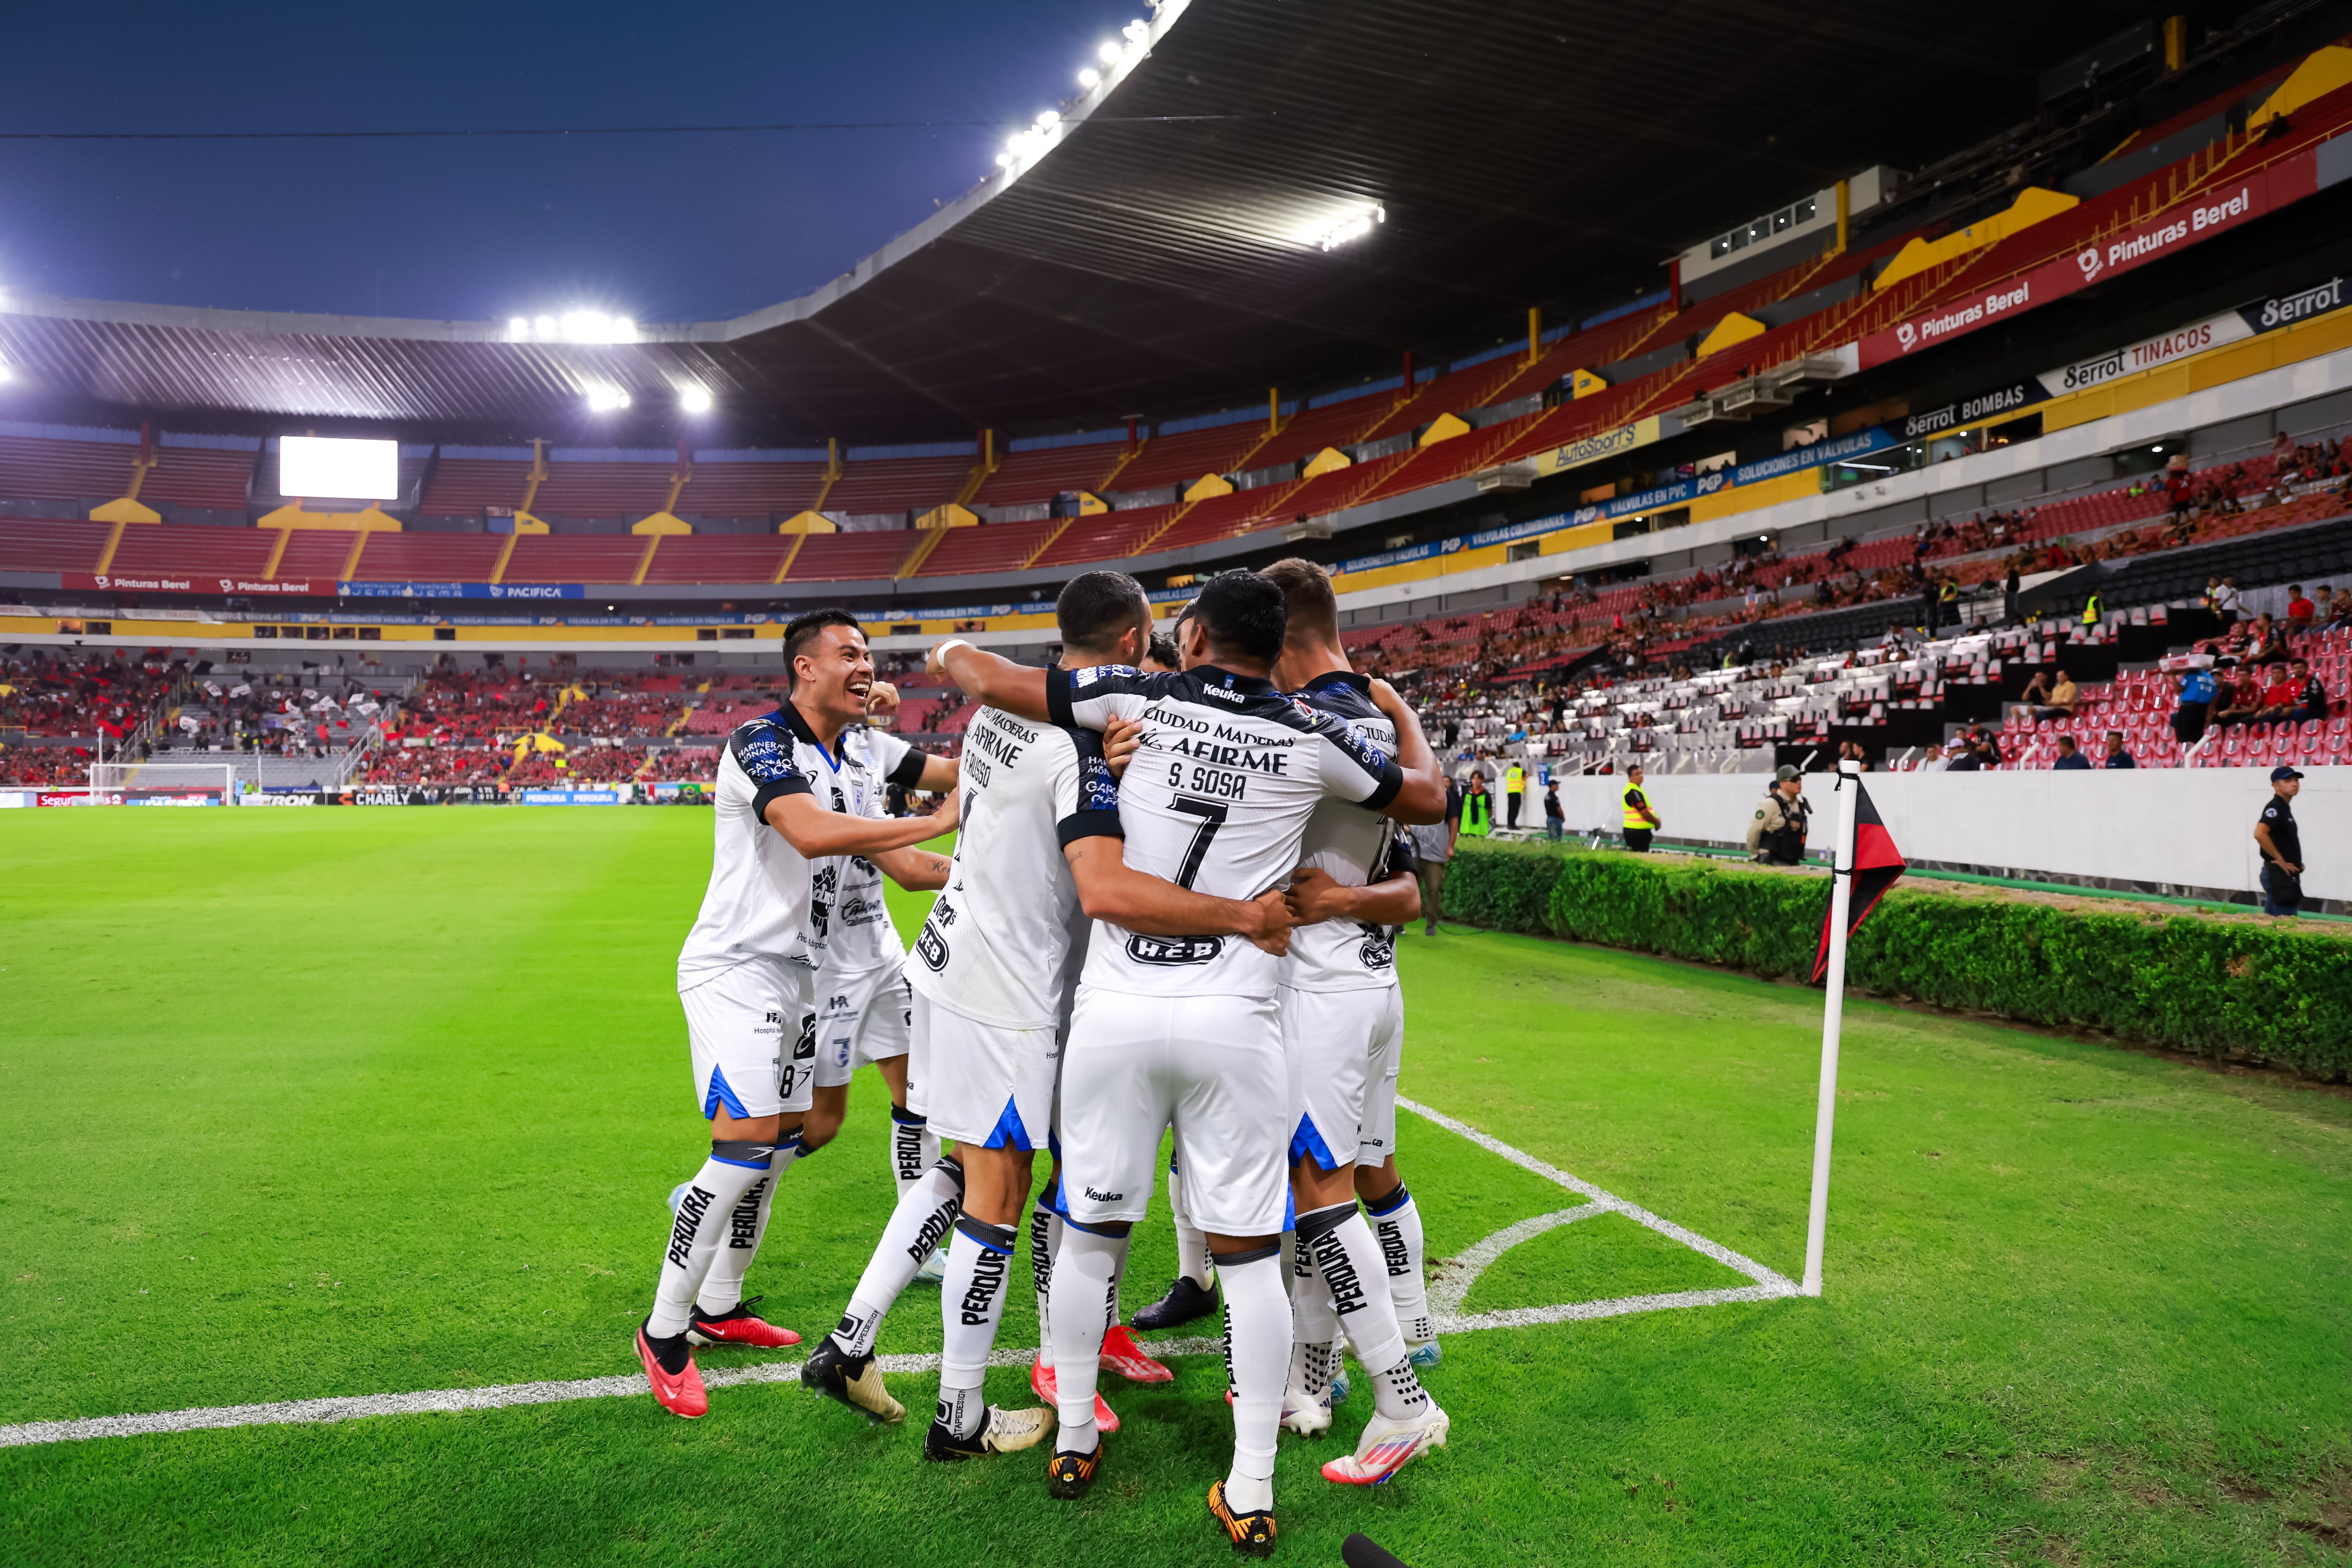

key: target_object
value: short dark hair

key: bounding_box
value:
[1260,557,1339,644]
[2057,735,2077,750]
[1192,571,1287,665]
[783,610,863,687]
[1146,632,1180,669]
[1055,571,1151,657]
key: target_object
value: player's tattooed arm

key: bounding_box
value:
[1367,677,1448,825]
[1286,866,1421,926]
[870,844,954,892]
[1062,838,1294,957]
[930,640,1051,722]
[764,788,957,858]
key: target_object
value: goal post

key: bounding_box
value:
[88,761,245,806]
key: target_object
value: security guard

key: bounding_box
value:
[2082,587,2103,626]
[1746,764,1811,865]
[1620,764,1661,852]
[2256,765,2304,917]
[1504,758,1526,828]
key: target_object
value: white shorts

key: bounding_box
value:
[680,957,817,1120]
[1356,990,1404,1169]
[1282,984,1405,1172]
[915,992,1060,1152]
[1059,986,1286,1238]
[813,959,912,1089]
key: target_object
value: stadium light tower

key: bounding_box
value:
[586,386,632,413]
[679,386,713,415]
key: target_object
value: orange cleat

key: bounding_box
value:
[1099,1324,1174,1383]
[1030,1354,1120,1433]
[636,1322,709,1419]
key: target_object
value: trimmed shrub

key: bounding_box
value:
[1441,843,2352,1079]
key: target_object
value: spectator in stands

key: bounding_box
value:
[2052,735,2092,770]
[1746,766,1810,864]
[2315,583,2339,626]
[2287,584,2316,630]
[2172,663,2218,744]
[2102,730,2137,769]
[2256,766,2304,917]
[2267,657,2329,726]
[2212,665,2268,728]
[2014,668,2078,723]
[2242,613,2289,667]
[1542,776,1564,842]
[2215,577,2243,621]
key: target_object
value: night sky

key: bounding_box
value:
[0,1,1146,324]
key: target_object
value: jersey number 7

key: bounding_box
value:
[1170,795,1228,890]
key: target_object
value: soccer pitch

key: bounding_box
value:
[3,809,2347,1566]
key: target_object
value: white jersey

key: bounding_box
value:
[1049,663,1403,1000]
[676,711,821,983]
[773,704,927,974]
[1281,671,1417,993]
[907,704,1120,1031]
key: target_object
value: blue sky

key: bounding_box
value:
[0,1,1143,322]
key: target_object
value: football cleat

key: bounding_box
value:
[1045,1441,1102,1500]
[800,1336,905,1424]
[1328,1344,1351,1408]
[913,1248,948,1286]
[687,1296,801,1349]
[1320,1403,1450,1486]
[1133,1273,1218,1330]
[1030,1355,1120,1433]
[1279,1384,1334,1438]
[1207,1480,1278,1557]
[923,1403,1054,1462]
[666,1180,693,1214]
[1099,1324,1174,1383]
[1406,1337,1442,1371]
[635,1322,707,1419]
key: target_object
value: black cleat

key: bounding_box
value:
[1045,1441,1102,1499]
[1132,1273,1218,1331]
[1208,1480,1278,1557]
[799,1335,905,1424]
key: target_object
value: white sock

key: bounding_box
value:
[1028,1187,1063,1346]
[830,1157,962,1358]
[1285,1228,1336,1401]
[1169,1162,1214,1290]
[1217,1245,1289,1515]
[695,1134,802,1315]
[938,1218,1016,1441]
[890,1105,938,1207]
[1049,1224,1127,1454]
[1299,1202,1428,1422]
[648,1140,775,1337]
[1368,1184,1433,1342]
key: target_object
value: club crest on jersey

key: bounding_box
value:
[1356,922,1396,970]
[1126,934,1223,965]
[915,922,950,971]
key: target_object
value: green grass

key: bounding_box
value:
[2,807,2347,1566]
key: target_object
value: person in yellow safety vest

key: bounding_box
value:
[1503,760,1526,828]
[2082,589,2102,626]
[1460,772,1494,837]
[1619,764,1660,853]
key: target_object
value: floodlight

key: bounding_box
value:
[1078,67,1101,88]
[1098,40,1123,64]
[535,315,556,334]
[586,386,631,413]
[507,316,529,338]
[679,386,713,414]
[615,318,636,338]
[1035,110,1060,128]
[0,364,13,384]
[996,153,1015,168]
[1123,19,1148,42]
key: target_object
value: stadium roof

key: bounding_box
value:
[0,0,2163,449]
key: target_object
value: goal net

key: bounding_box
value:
[88,761,245,806]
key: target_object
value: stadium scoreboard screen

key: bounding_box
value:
[279,436,399,500]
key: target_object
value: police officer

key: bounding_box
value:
[1746,765,1811,865]
[1620,764,1661,852]
[2256,765,2305,917]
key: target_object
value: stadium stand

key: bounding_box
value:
[345,531,505,580]
[914,517,1062,576]
[971,439,1128,506]
[418,458,531,518]
[782,529,920,580]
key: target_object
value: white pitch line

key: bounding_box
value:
[1,1105,1795,1449]
[1397,1096,1802,1295]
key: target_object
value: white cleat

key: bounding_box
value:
[1406,1337,1442,1371]
[1279,1383,1334,1437]
[1321,1402,1449,1486]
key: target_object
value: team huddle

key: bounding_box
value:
[636,563,1450,1556]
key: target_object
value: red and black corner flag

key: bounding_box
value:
[1811,778,1906,984]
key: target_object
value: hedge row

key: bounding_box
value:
[1440,841,2352,1079]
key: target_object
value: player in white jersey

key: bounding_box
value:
[637,614,959,1420]
[802,572,1293,1457]
[935,571,1446,1554]
[1258,557,1447,1485]
[771,615,959,1263]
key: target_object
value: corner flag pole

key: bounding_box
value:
[1801,758,1862,1297]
